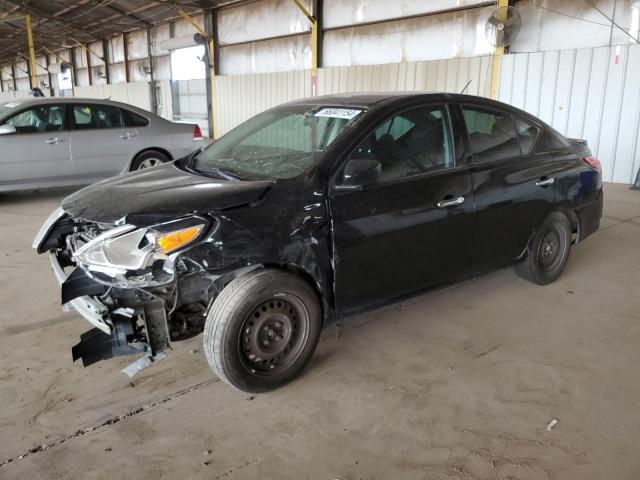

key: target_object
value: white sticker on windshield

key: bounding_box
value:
[314,107,362,120]
[4,102,20,108]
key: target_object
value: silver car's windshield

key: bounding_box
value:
[193,105,364,180]
[0,102,19,118]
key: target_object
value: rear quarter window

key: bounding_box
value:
[515,118,541,155]
[537,129,570,152]
[122,109,150,127]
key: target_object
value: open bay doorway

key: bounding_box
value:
[170,45,210,138]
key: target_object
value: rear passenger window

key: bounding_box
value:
[123,109,149,127]
[462,107,521,163]
[73,105,125,130]
[515,118,540,154]
[94,105,124,128]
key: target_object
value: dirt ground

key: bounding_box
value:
[0,183,639,480]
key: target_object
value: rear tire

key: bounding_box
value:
[131,150,170,171]
[515,211,572,285]
[203,269,322,393]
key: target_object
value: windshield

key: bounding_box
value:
[193,105,364,180]
[0,102,20,118]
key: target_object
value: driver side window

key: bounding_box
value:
[350,105,454,182]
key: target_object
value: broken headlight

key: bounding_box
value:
[73,218,207,278]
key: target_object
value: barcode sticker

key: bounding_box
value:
[314,108,363,120]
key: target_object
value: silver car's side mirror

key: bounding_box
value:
[0,124,16,135]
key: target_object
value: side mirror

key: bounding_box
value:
[0,124,16,135]
[338,158,382,190]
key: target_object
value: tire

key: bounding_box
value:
[515,211,572,285]
[203,268,322,393]
[130,150,170,171]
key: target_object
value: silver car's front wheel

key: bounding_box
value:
[137,158,161,169]
[131,150,170,171]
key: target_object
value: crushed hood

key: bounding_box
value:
[62,162,274,225]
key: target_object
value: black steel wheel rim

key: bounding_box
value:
[537,225,566,273]
[238,294,310,376]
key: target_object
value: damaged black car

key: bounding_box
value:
[34,93,603,393]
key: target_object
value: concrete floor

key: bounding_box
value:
[0,183,639,480]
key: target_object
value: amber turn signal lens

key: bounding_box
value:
[156,225,203,254]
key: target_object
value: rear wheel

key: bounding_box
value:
[203,269,322,393]
[131,150,170,171]
[515,211,572,285]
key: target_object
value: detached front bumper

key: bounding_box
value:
[50,251,112,334]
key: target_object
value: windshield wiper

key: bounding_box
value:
[195,165,245,181]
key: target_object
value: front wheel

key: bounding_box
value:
[203,269,322,393]
[515,211,572,285]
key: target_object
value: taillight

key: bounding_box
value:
[193,125,203,141]
[583,156,602,174]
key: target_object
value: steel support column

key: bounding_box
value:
[123,33,131,83]
[10,64,17,91]
[45,53,54,96]
[490,0,510,99]
[102,39,111,84]
[69,47,78,90]
[25,14,38,89]
[293,0,319,96]
[86,43,92,86]
[146,27,158,114]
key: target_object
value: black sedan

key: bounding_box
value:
[34,93,603,392]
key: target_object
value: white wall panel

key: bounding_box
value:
[153,56,172,81]
[323,0,492,29]
[513,0,640,53]
[74,82,152,112]
[173,15,205,38]
[127,30,149,61]
[157,80,173,120]
[0,91,25,101]
[220,34,311,75]
[499,44,640,184]
[150,24,171,57]
[218,0,311,45]
[323,6,495,67]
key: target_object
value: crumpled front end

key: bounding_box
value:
[34,207,220,371]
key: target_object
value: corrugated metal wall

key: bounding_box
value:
[318,57,493,96]
[73,82,153,111]
[215,69,311,135]
[498,44,640,184]
[215,56,493,135]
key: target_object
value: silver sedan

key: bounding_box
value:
[0,97,204,192]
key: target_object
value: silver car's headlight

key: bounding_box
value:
[74,219,206,277]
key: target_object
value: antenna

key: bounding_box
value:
[460,80,472,95]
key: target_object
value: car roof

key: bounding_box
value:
[0,96,154,116]
[284,92,520,111]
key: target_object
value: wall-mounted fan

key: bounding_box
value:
[485,6,522,48]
